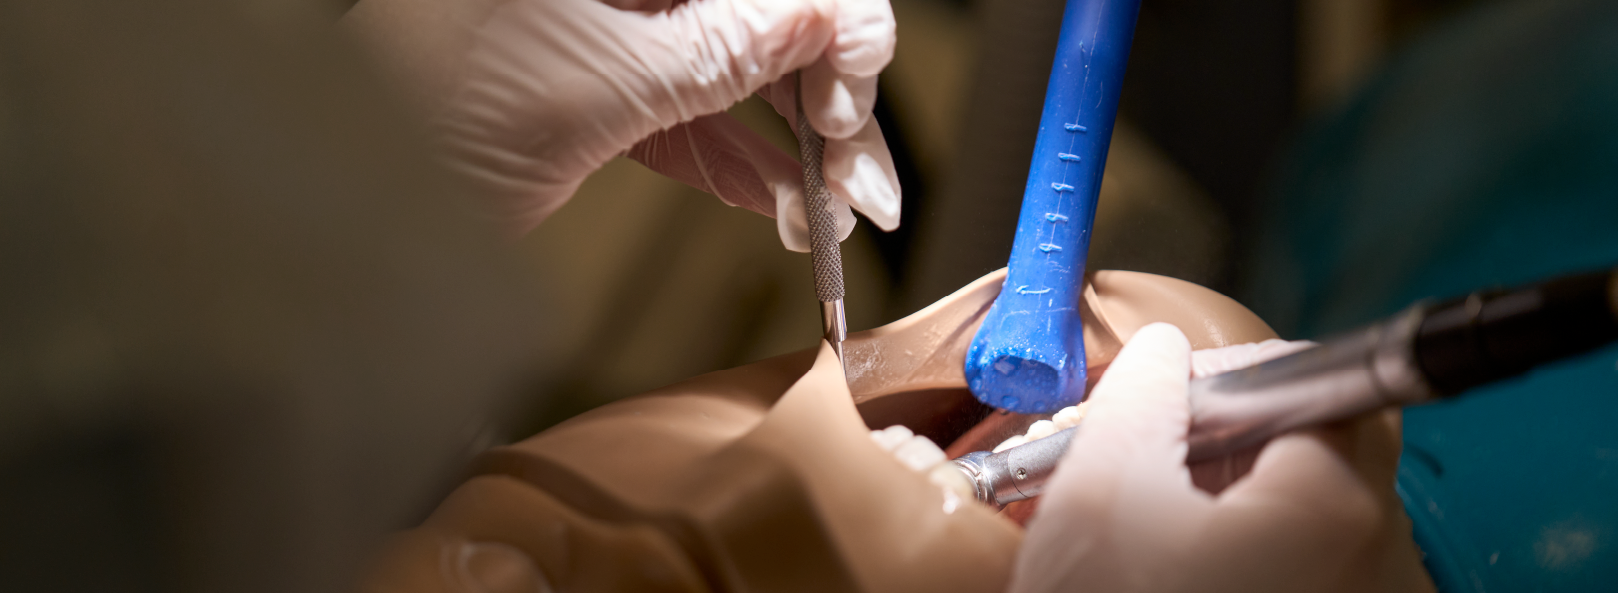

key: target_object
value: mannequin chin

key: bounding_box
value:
[364,269,1276,593]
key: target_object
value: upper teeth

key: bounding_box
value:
[993,401,1091,453]
[869,424,947,472]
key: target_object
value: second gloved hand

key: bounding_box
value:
[1010,323,1435,593]
[345,0,901,251]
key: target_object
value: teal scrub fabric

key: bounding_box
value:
[1242,1,1618,590]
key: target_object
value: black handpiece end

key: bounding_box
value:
[1415,268,1618,395]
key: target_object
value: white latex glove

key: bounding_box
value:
[1010,323,1436,593]
[344,0,901,251]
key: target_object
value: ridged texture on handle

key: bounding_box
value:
[796,107,845,303]
[964,0,1141,414]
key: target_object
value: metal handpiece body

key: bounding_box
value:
[955,267,1618,508]
[957,311,1433,509]
[1187,308,1435,460]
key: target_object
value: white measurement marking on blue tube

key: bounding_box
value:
[1016,285,1053,295]
[1045,213,1069,222]
[1057,153,1082,162]
[1038,243,1063,253]
[1063,123,1088,132]
[1051,183,1075,192]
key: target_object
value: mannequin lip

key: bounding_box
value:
[843,267,1108,466]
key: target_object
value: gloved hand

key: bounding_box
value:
[1010,323,1435,593]
[344,0,900,251]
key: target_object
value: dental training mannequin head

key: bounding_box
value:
[364,268,1437,593]
[0,1,1431,592]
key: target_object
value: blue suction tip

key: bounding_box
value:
[963,0,1140,414]
[966,326,1082,414]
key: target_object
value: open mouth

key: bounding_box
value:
[846,267,1276,522]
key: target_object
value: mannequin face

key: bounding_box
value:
[366,269,1277,593]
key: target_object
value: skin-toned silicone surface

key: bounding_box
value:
[363,269,1278,593]
[845,268,1277,402]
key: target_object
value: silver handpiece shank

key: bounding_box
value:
[1187,306,1437,459]
[952,428,1077,510]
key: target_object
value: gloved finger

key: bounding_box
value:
[1015,324,1203,593]
[1228,408,1405,503]
[600,0,677,12]
[625,113,855,252]
[757,75,799,121]
[762,78,859,250]
[822,117,900,230]
[776,176,858,252]
[790,0,894,138]
[801,61,878,139]
[811,0,895,135]
[757,56,879,142]
[1202,410,1407,568]
[1187,442,1261,495]
[1186,337,1407,572]
[762,74,898,235]
[1053,323,1195,478]
[626,113,790,220]
[659,0,838,119]
[825,0,896,77]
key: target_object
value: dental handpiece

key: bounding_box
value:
[951,268,1618,509]
[794,73,848,368]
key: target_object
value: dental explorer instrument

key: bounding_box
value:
[795,72,849,371]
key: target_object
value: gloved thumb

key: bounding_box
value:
[1053,323,1194,481]
[647,0,880,248]
[1013,323,1199,593]
[626,113,857,253]
[628,114,795,223]
[758,77,902,234]
[658,0,837,120]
